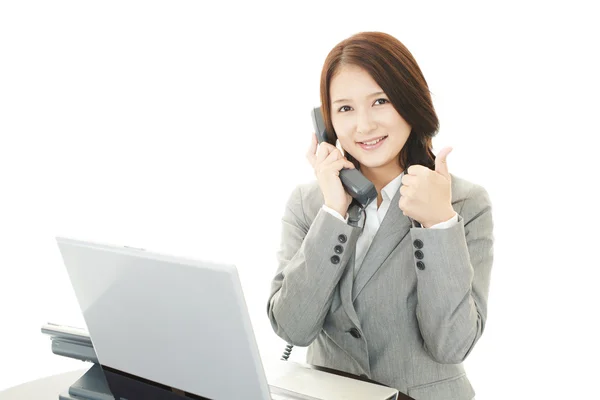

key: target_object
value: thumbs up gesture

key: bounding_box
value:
[398,146,456,228]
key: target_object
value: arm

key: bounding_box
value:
[267,185,360,346]
[411,184,494,364]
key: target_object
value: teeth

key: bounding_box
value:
[362,137,385,145]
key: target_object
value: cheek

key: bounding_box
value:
[382,109,411,133]
[337,137,355,151]
[332,121,353,142]
[387,123,411,144]
[393,115,412,134]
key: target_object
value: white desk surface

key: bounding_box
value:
[0,369,87,400]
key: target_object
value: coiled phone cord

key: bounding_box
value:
[280,343,294,361]
[280,201,365,361]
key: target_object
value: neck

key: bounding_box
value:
[360,162,404,194]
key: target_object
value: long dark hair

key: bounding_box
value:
[319,31,439,171]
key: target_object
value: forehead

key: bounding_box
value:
[330,64,382,99]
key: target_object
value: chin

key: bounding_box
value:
[355,158,392,169]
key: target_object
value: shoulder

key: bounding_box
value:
[283,180,324,225]
[450,173,493,224]
[450,173,488,203]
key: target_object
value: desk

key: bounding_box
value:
[1,365,412,400]
[0,369,87,400]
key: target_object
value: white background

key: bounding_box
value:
[1,1,598,398]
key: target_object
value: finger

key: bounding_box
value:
[398,195,407,211]
[306,133,318,166]
[435,146,453,178]
[400,185,411,197]
[324,158,355,175]
[316,142,338,164]
[321,148,343,166]
[401,174,417,187]
[406,164,430,176]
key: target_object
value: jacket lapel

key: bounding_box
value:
[352,183,413,302]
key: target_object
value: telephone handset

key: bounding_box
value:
[311,107,378,209]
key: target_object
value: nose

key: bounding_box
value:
[355,108,377,137]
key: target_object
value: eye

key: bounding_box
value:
[374,98,389,106]
[338,105,353,113]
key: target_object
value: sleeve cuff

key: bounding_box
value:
[428,212,458,229]
[321,204,349,224]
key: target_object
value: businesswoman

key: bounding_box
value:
[267,31,493,400]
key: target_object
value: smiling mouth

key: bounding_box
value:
[358,136,388,145]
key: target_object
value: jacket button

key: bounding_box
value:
[417,261,425,270]
[413,239,423,249]
[414,250,424,259]
[349,328,362,339]
[330,255,340,264]
[338,234,347,243]
[334,245,344,254]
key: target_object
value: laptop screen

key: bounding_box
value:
[56,237,271,400]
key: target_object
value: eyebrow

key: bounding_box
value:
[332,91,386,105]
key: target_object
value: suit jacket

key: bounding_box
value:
[267,173,494,400]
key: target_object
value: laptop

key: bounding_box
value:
[56,237,401,400]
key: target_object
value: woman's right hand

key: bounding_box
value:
[306,133,355,217]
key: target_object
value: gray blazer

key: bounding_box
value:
[267,173,494,400]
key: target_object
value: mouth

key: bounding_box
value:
[357,135,388,150]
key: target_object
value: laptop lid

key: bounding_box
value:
[56,236,271,400]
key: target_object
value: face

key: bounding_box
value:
[330,64,411,172]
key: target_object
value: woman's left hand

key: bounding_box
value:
[399,146,456,228]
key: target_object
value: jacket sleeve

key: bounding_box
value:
[410,184,494,364]
[267,185,361,346]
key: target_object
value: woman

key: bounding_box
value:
[267,31,493,400]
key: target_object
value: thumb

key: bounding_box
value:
[435,146,453,177]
